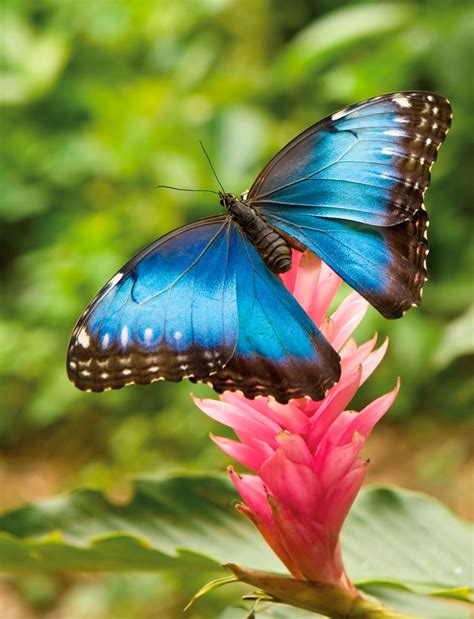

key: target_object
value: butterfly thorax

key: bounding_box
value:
[220,192,292,274]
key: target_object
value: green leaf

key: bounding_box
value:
[0,473,277,573]
[433,304,474,369]
[342,486,472,593]
[276,4,411,80]
[0,474,471,605]
[184,575,238,612]
[361,586,472,619]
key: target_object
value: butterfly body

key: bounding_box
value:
[67,91,452,402]
[221,192,294,273]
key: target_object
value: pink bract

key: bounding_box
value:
[194,250,398,592]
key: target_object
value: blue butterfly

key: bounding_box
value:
[67,92,452,403]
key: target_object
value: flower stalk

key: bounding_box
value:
[225,564,418,619]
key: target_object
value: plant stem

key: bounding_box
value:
[224,564,419,619]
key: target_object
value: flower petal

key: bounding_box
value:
[259,448,322,517]
[308,263,342,327]
[194,397,280,446]
[268,500,346,584]
[360,337,389,384]
[319,462,367,534]
[292,251,322,312]
[268,400,311,434]
[279,249,303,293]
[318,433,365,488]
[338,380,400,444]
[329,292,369,351]
[340,333,378,376]
[307,367,362,451]
[210,434,272,471]
[221,392,284,429]
[228,467,272,521]
[275,432,313,466]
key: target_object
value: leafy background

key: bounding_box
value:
[0,0,472,617]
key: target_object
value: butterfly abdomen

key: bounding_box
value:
[226,196,292,274]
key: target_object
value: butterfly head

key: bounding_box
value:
[219,191,237,209]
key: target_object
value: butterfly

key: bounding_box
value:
[67,91,452,403]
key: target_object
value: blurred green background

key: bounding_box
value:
[0,0,472,617]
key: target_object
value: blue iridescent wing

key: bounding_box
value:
[247,92,452,317]
[200,229,340,402]
[67,216,238,391]
[67,217,340,402]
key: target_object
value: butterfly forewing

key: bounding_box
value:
[248,92,452,318]
[67,216,238,391]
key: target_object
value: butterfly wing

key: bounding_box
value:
[196,228,341,403]
[67,216,238,391]
[68,216,340,402]
[247,91,452,317]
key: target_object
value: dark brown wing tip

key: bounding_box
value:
[376,208,429,320]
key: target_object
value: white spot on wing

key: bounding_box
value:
[174,330,182,341]
[121,325,129,347]
[102,333,110,349]
[394,96,411,108]
[144,328,153,343]
[77,328,90,349]
[384,129,405,137]
[331,108,347,121]
[107,272,123,288]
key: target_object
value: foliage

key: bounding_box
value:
[0,474,472,617]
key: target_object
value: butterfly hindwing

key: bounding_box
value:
[196,229,341,402]
[265,208,429,319]
[248,92,452,317]
[67,216,238,391]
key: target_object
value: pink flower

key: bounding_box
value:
[194,250,399,593]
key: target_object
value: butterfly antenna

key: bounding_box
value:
[199,140,226,193]
[155,185,219,195]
